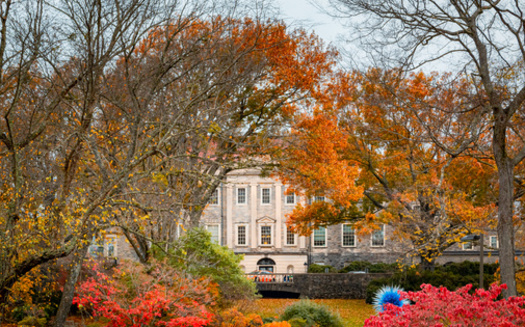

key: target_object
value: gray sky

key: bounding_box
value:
[275,0,368,69]
[276,0,345,46]
[274,0,451,72]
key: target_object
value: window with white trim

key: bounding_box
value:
[285,193,295,205]
[313,227,326,247]
[209,188,219,205]
[261,188,271,204]
[490,236,498,249]
[105,235,118,257]
[371,225,385,247]
[314,195,325,202]
[260,225,272,245]
[342,224,356,247]
[463,242,473,250]
[236,225,247,246]
[89,235,104,258]
[89,234,118,258]
[207,225,220,244]
[237,187,246,205]
[286,226,296,245]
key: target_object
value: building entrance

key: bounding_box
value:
[257,258,276,272]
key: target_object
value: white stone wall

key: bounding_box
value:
[110,168,505,269]
[240,254,308,274]
[199,169,407,270]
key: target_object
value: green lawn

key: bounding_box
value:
[243,298,376,327]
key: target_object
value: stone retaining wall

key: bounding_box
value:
[256,273,392,299]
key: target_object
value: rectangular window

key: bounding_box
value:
[209,189,219,205]
[89,236,104,258]
[261,226,272,245]
[286,193,295,205]
[207,225,220,244]
[105,235,118,257]
[237,225,247,246]
[463,242,473,250]
[314,195,325,202]
[342,224,356,247]
[371,225,385,247]
[237,188,246,204]
[89,234,118,258]
[490,236,498,249]
[261,188,271,204]
[286,226,296,245]
[313,227,326,247]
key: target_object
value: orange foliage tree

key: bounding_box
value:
[278,68,498,266]
[0,0,337,323]
[328,0,525,297]
[100,17,338,259]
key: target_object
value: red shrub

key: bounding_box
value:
[365,283,525,327]
[73,260,218,327]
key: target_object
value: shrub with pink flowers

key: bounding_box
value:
[364,283,525,327]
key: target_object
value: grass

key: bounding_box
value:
[242,298,376,327]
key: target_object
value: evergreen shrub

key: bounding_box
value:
[307,264,336,273]
[279,300,344,327]
[339,261,399,273]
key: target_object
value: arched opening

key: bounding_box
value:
[257,258,276,272]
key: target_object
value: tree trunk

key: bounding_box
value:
[54,246,89,327]
[496,161,517,297]
[121,227,149,264]
[0,245,74,304]
[493,108,517,297]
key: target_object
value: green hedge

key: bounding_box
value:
[339,261,400,273]
[279,300,344,327]
[365,261,499,303]
[307,263,337,273]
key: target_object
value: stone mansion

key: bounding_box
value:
[93,168,503,273]
[199,169,501,274]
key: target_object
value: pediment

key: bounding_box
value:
[256,216,276,223]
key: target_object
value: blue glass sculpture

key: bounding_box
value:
[373,285,409,313]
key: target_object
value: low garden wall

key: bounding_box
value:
[256,273,392,299]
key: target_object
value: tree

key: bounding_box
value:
[0,0,338,322]
[326,0,525,297]
[0,0,172,314]
[164,228,258,304]
[1,0,304,322]
[279,68,496,267]
[104,17,339,257]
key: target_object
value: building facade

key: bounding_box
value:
[93,168,506,270]
[200,168,498,274]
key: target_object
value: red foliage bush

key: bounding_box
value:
[365,283,525,327]
[73,260,218,327]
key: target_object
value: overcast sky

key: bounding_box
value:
[275,0,345,46]
[274,0,371,69]
[274,0,452,72]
